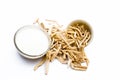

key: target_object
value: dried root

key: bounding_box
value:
[34,19,91,74]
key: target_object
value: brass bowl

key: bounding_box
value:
[14,25,51,59]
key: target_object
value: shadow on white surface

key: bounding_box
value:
[16,52,42,65]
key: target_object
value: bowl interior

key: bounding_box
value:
[68,20,92,45]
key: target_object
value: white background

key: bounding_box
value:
[0,0,120,80]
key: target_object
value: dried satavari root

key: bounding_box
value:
[34,19,91,75]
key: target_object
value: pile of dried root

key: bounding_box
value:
[34,19,91,75]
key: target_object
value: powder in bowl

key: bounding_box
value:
[14,25,51,59]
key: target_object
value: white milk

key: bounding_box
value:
[15,25,50,57]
